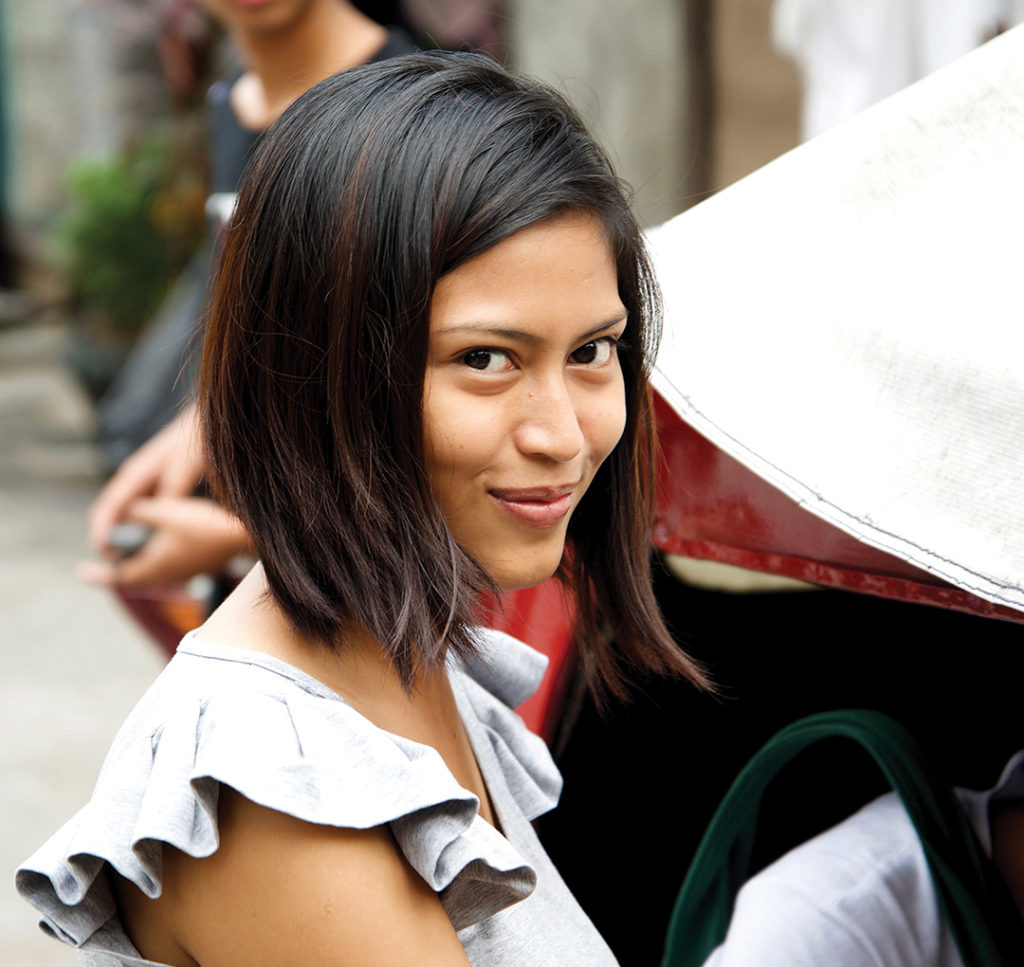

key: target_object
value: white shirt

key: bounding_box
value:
[702,752,1024,967]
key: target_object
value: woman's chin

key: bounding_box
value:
[489,556,563,593]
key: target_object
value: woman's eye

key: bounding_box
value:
[461,348,512,373]
[570,337,616,367]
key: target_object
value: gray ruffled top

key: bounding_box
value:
[17,628,617,966]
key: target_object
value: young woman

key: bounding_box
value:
[19,53,705,966]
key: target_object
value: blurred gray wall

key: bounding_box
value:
[510,0,690,227]
[5,1,122,243]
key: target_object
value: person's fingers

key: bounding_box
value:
[119,496,183,528]
[79,532,193,588]
[81,500,188,588]
[81,493,252,589]
[108,543,182,586]
[75,559,119,586]
[87,407,203,555]
[87,456,160,557]
[155,406,205,499]
[77,546,183,588]
[123,497,249,544]
[157,457,204,499]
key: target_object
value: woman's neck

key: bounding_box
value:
[199,564,451,732]
[228,0,389,130]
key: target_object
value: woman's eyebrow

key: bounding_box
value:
[435,313,628,346]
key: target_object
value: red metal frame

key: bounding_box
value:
[651,393,1024,624]
[488,580,578,741]
[114,586,203,661]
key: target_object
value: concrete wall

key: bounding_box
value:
[5,1,121,238]
[509,0,689,228]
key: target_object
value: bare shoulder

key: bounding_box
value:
[116,786,472,967]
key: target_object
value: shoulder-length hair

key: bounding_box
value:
[200,51,706,699]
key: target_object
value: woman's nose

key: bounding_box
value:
[513,381,585,463]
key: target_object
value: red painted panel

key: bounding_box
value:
[651,392,1024,623]
[489,581,576,741]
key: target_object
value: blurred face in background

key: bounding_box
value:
[194,0,321,34]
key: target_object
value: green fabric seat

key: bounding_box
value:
[662,709,1024,967]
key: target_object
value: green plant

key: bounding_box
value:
[59,129,205,332]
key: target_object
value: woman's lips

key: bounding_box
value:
[489,485,576,527]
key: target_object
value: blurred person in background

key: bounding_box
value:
[81,0,416,589]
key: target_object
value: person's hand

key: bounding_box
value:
[77,497,252,588]
[89,405,206,559]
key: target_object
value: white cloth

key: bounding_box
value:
[702,752,1024,967]
[647,24,1024,617]
[773,0,1024,139]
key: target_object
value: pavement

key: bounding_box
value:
[0,318,165,967]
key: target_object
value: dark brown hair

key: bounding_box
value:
[200,51,706,698]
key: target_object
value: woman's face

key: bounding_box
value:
[194,0,318,34]
[423,212,628,591]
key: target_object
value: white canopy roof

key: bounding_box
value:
[648,25,1024,615]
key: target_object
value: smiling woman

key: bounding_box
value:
[18,52,706,967]
[424,213,628,591]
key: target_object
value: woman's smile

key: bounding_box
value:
[423,212,627,590]
[489,483,580,527]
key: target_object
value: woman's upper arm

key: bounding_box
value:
[160,787,473,967]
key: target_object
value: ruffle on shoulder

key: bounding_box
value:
[456,628,563,823]
[17,629,560,956]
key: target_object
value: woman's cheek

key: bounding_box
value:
[591,383,628,465]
